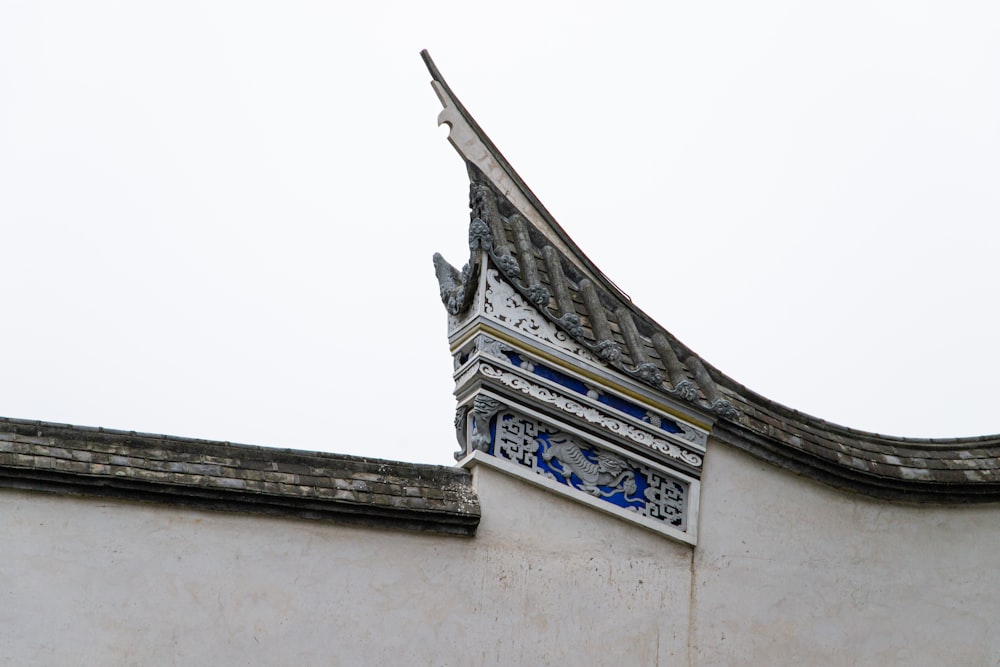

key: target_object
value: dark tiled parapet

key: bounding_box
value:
[714,390,1000,503]
[0,417,480,536]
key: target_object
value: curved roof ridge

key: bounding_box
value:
[424,51,1000,501]
[702,355,1000,446]
[421,50,632,303]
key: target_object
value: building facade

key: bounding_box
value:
[2,53,999,666]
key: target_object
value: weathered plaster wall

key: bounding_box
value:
[0,464,692,666]
[9,437,997,667]
[692,442,1000,667]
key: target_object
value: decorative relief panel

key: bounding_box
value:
[483,268,596,362]
[488,409,688,530]
[501,351,709,449]
[479,362,703,468]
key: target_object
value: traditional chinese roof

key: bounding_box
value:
[0,416,480,535]
[424,51,1000,503]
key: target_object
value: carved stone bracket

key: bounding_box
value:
[454,394,507,461]
[470,395,505,453]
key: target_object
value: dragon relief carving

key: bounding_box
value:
[491,409,689,530]
[542,435,638,499]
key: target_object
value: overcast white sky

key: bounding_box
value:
[2,2,998,464]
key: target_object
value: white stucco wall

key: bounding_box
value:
[0,464,693,667]
[6,444,1000,666]
[692,442,1000,667]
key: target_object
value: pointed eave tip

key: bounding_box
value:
[420,49,445,84]
[417,48,632,305]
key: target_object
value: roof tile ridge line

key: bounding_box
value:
[421,51,999,444]
[419,49,632,305]
[422,50,740,416]
[465,185,686,396]
[709,423,1000,501]
[0,415,264,448]
[0,415,469,470]
[713,363,1000,446]
[649,322,1000,447]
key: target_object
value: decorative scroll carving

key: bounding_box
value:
[676,423,708,447]
[495,253,520,278]
[672,380,699,403]
[525,284,550,307]
[634,363,664,386]
[479,363,703,468]
[711,399,740,422]
[492,410,688,529]
[469,217,492,251]
[594,340,623,363]
[644,410,707,447]
[559,313,585,339]
[483,269,596,362]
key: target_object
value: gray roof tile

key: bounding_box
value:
[0,417,480,535]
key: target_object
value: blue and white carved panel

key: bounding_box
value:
[475,360,704,469]
[451,333,702,542]
[487,409,688,531]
